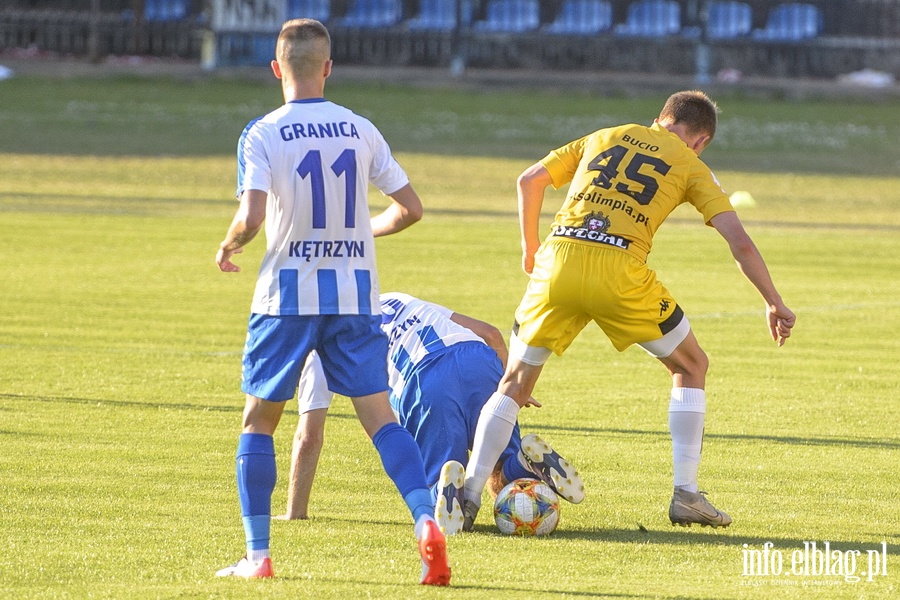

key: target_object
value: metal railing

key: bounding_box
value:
[1,1,898,79]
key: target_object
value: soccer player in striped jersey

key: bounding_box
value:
[214,19,449,585]
[460,90,796,532]
[277,293,584,534]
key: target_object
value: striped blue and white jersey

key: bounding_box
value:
[297,292,487,412]
[379,292,483,401]
[237,98,409,316]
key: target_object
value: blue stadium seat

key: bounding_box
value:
[613,0,681,37]
[706,1,752,39]
[472,0,540,33]
[543,0,613,35]
[407,0,474,31]
[144,0,190,22]
[751,2,822,41]
[252,34,278,65]
[287,0,331,22]
[333,0,403,28]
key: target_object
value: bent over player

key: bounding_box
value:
[460,90,795,531]
[214,19,450,585]
[278,292,584,535]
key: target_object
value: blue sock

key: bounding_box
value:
[236,433,276,552]
[372,423,432,522]
[404,488,434,524]
[503,454,534,483]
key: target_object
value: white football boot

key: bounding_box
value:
[521,434,585,504]
[434,460,466,535]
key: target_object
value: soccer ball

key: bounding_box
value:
[493,478,560,536]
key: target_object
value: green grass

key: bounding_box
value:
[1,73,898,599]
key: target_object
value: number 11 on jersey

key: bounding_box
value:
[296,148,358,229]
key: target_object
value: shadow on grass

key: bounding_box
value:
[6,393,898,451]
[6,192,900,232]
[284,574,651,598]
[277,514,898,553]
[0,392,242,413]
[518,525,900,552]
[549,527,899,553]
[0,191,231,218]
[530,423,900,451]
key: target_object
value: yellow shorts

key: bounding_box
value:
[514,239,683,355]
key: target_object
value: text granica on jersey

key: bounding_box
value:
[279,121,361,141]
[288,239,365,261]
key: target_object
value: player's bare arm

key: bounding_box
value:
[709,211,796,345]
[517,163,553,275]
[449,312,508,364]
[448,311,541,407]
[216,189,267,272]
[371,183,423,237]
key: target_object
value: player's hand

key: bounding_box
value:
[216,246,243,272]
[520,234,541,275]
[522,251,534,275]
[522,396,542,408]
[522,244,540,275]
[767,303,796,347]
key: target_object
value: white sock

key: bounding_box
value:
[247,549,270,562]
[668,387,706,494]
[414,513,434,540]
[464,393,520,506]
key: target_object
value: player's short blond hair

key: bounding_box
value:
[276,18,331,79]
[658,90,719,142]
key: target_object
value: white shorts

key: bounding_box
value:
[297,351,334,413]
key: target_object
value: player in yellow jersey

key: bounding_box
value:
[458,90,796,531]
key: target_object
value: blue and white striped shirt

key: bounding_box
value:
[380,292,483,401]
[237,98,409,315]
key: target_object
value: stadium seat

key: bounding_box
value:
[333,0,403,28]
[471,0,541,33]
[286,0,331,22]
[407,0,474,31]
[613,0,681,37]
[751,2,822,41]
[543,0,613,35]
[705,1,752,39]
[144,0,190,22]
[252,34,278,65]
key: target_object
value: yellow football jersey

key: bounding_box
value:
[540,122,734,262]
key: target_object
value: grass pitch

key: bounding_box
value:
[0,71,898,599]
